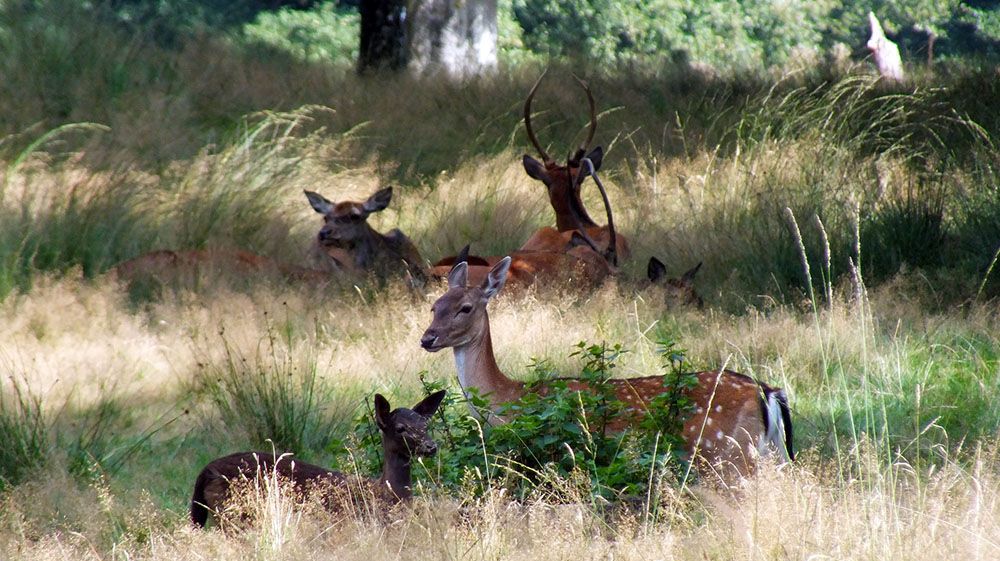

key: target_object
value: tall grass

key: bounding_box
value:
[0,376,48,490]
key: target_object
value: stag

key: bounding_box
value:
[190,390,446,528]
[420,259,793,480]
[519,72,630,265]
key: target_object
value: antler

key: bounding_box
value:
[580,158,617,267]
[523,70,552,163]
[573,74,598,157]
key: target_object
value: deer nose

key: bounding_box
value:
[420,332,439,351]
[422,441,438,456]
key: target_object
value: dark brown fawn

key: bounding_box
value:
[519,72,630,264]
[647,257,704,309]
[190,390,446,528]
[420,259,793,480]
[305,187,428,286]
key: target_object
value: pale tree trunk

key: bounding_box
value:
[867,12,905,82]
[408,0,498,80]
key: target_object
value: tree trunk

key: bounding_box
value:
[408,0,498,80]
[927,32,936,67]
[358,0,408,73]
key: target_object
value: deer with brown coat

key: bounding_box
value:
[518,72,630,265]
[420,259,793,480]
[190,391,445,528]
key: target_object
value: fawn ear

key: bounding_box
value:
[481,256,512,300]
[680,262,703,286]
[647,256,667,282]
[373,394,392,429]
[447,261,468,289]
[412,390,446,417]
[363,187,393,213]
[522,155,550,183]
[305,190,333,214]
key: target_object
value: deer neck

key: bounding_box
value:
[452,313,525,415]
[553,189,597,232]
[379,442,412,503]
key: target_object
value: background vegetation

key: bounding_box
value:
[1,0,999,559]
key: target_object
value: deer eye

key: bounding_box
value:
[395,425,407,433]
[458,304,473,314]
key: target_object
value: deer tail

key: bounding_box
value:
[764,389,794,462]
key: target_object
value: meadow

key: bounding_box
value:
[2,3,1000,559]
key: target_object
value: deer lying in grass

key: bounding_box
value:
[647,257,704,309]
[420,259,793,480]
[519,72,630,264]
[305,187,428,287]
[113,187,428,290]
[190,390,445,528]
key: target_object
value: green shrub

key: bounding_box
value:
[333,340,697,506]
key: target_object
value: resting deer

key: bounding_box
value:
[420,259,793,479]
[113,187,428,289]
[306,187,428,286]
[647,257,704,309]
[429,234,613,292]
[519,72,631,264]
[190,390,445,528]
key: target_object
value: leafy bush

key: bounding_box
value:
[332,341,698,506]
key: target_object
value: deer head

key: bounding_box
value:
[374,390,446,458]
[305,187,393,248]
[521,71,605,232]
[421,258,511,353]
[647,257,703,309]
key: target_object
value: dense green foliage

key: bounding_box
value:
[329,341,698,503]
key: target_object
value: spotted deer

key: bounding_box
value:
[420,259,793,479]
[519,72,631,264]
[190,391,445,528]
[305,187,428,286]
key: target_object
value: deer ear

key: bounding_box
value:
[482,256,511,299]
[647,256,667,283]
[455,244,471,265]
[373,394,391,429]
[522,155,550,183]
[305,190,333,214]
[363,187,393,213]
[447,261,469,289]
[585,146,603,172]
[680,262,703,286]
[412,390,446,417]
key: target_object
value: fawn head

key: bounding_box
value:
[373,390,447,458]
[647,257,704,309]
[305,187,393,247]
[421,258,511,352]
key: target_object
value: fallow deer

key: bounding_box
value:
[113,187,428,290]
[306,187,428,287]
[190,390,446,528]
[429,234,613,292]
[420,259,793,480]
[519,72,631,263]
[647,257,704,309]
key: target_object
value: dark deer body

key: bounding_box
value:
[420,259,793,479]
[190,391,445,528]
